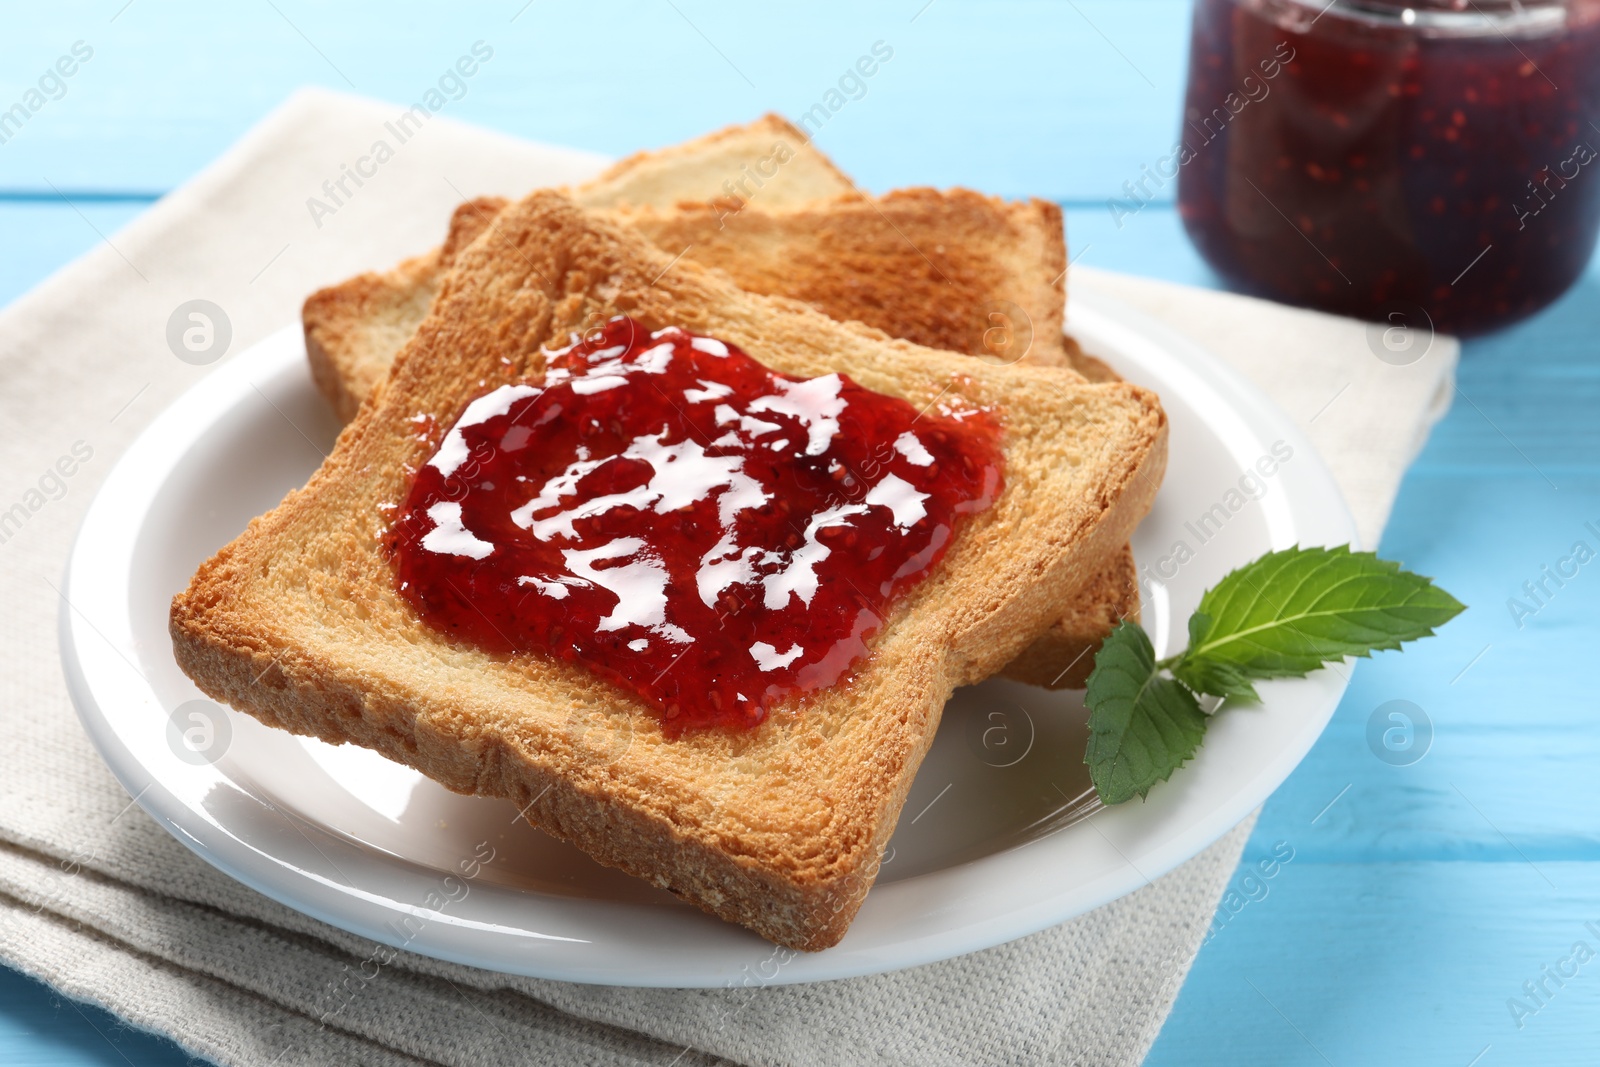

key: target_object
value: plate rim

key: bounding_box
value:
[61,290,1359,986]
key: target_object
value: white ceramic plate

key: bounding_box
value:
[61,290,1358,986]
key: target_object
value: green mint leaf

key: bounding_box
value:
[1084,544,1466,805]
[1170,656,1261,704]
[1168,613,1261,701]
[1184,545,1465,679]
[1085,622,1207,805]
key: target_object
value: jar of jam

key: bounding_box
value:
[1176,0,1600,334]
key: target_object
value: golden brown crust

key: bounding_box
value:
[998,543,1141,689]
[589,113,856,211]
[175,192,1166,950]
[1063,333,1121,383]
[300,197,508,423]
[439,196,508,265]
[302,249,442,423]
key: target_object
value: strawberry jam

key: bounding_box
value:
[389,316,1003,735]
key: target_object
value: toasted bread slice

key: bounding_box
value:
[614,187,1068,366]
[1061,335,1121,384]
[303,116,855,424]
[579,112,854,211]
[307,188,1073,421]
[999,542,1141,686]
[304,245,446,424]
[300,116,1135,689]
[305,184,1080,407]
[303,197,1132,687]
[173,192,1167,950]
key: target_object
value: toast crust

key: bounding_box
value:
[304,248,443,423]
[997,543,1141,689]
[174,192,1167,950]
[588,113,855,212]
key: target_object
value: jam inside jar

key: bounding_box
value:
[1177,0,1600,334]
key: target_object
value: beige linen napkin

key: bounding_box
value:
[0,89,1456,1067]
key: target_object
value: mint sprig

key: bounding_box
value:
[1085,545,1465,805]
[1084,622,1207,806]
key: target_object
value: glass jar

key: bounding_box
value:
[1177,0,1600,334]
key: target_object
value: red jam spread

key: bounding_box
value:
[389,316,1003,735]
[1178,0,1600,334]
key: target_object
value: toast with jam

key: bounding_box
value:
[171,191,1166,950]
[303,115,1139,689]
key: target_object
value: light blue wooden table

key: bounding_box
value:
[3,3,1595,1063]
